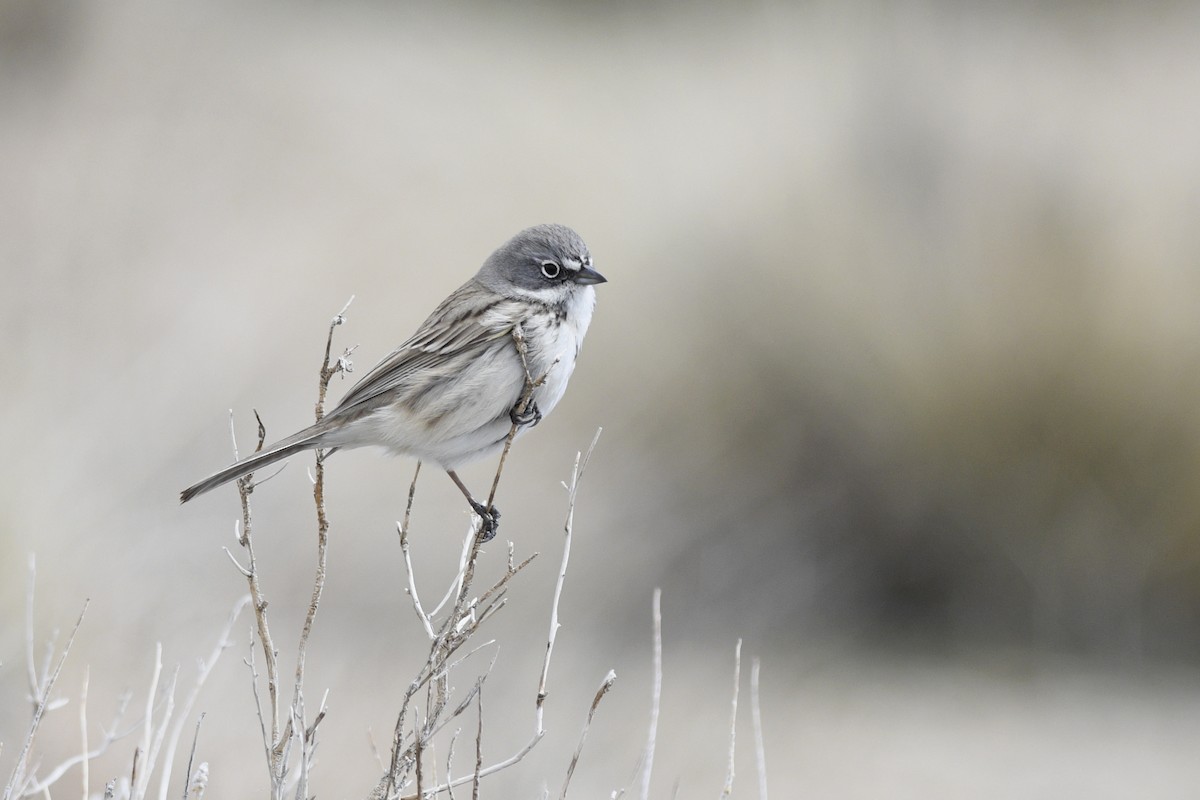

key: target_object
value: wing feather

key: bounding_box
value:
[329,284,522,418]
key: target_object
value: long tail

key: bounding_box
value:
[180,426,326,503]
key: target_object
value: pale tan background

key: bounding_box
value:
[2,0,1200,796]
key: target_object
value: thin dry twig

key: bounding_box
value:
[131,646,179,800]
[397,463,434,632]
[223,299,353,799]
[539,429,601,720]
[3,594,88,800]
[316,295,357,418]
[750,658,768,800]
[185,763,209,800]
[444,728,460,800]
[396,432,605,799]
[639,588,663,800]
[292,301,352,800]
[471,688,482,800]
[155,596,247,800]
[399,471,437,639]
[181,714,205,800]
[429,528,476,620]
[719,640,743,800]
[485,325,559,510]
[20,686,136,796]
[229,412,283,784]
[559,670,617,800]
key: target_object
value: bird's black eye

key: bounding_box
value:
[540,260,561,279]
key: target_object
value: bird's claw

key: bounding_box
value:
[510,401,542,428]
[469,499,501,542]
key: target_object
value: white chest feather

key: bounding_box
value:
[522,285,595,416]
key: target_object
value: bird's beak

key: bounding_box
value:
[572,265,607,285]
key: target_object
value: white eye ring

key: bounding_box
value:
[540,261,561,279]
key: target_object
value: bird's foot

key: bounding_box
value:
[510,401,542,428]
[469,499,501,542]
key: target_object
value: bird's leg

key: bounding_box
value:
[509,399,542,428]
[446,469,500,542]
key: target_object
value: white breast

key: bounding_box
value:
[524,285,596,418]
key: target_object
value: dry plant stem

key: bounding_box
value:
[291,305,353,800]
[719,639,743,800]
[181,715,205,800]
[400,522,436,639]
[559,670,617,800]
[485,325,558,510]
[395,432,605,800]
[21,683,135,796]
[292,441,328,800]
[228,301,353,799]
[133,647,180,800]
[3,588,88,800]
[445,730,459,800]
[538,430,601,718]
[471,689,482,800]
[156,596,249,800]
[639,588,663,800]
[430,531,476,620]
[316,295,356,420]
[414,709,424,799]
[399,464,437,639]
[21,690,135,797]
[227,414,286,793]
[750,658,768,800]
[386,568,513,797]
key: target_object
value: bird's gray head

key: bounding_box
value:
[478,224,606,297]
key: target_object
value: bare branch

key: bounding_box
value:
[399,524,436,640]
[133,651,179,800]
[185,763,208,800]
[289,300,350,800]
[316,294,356,418]
[429,526,478,619]
[719,640,743,800]
[230,413,282,784]
[639,588,663,800]
[538,430,602,720]
[485,325,559,510]
[400,462,421,537]
[471,688,482,800]
[3,598,88,800]
[181,714,205,800]
[559,670,617,800]
[156,596,248,800]
[243,632,273,790]
[19,676,136,796]
[401,433,605,800]
[222,545,252,578]
[445,728,460,800]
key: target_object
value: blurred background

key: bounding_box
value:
[2,0,1199,796]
